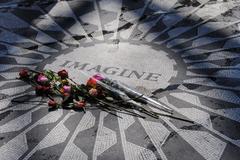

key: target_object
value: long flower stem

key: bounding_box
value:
[154,112,194,124]
[97,99,145,118]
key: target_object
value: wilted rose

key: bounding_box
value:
[58,69,68,79]
[74,100,86,108]
[89,88,98,96]
[48,100,57,108]
[19,69,29,78]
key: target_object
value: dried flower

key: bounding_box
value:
[19,69,29,78]
[48,100,57,108]
[89,88,98,96]
[58,69,68,79]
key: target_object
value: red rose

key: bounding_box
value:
[48,100,57,108]
[86,78,97,88]
[19,69,29,78]
[58,69,68,79]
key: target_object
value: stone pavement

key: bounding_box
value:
[0,0,240,159]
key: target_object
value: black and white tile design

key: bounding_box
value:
[0,0,240,159]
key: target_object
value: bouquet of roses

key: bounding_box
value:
[17,68,193,122]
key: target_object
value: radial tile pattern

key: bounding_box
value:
[0,0,240,160]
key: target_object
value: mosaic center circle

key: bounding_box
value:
[45,43,177,90]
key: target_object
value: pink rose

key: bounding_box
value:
[37,74,48,83]
[89,88,98,96]
[63,85,71,93]
[93,74,104,81]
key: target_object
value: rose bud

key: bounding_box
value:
[48,100,57,108]
[19,69,29,78]
[37,74,48,83]
[74,100,86,108]
[89,88,98,96]
[93,74,104,81]
[63,85,71,93]
[58,69,68,79]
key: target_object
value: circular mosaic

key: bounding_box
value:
[45,42,178,89]
[0,0,240,160]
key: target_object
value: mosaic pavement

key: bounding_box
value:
[0,0,240,159]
